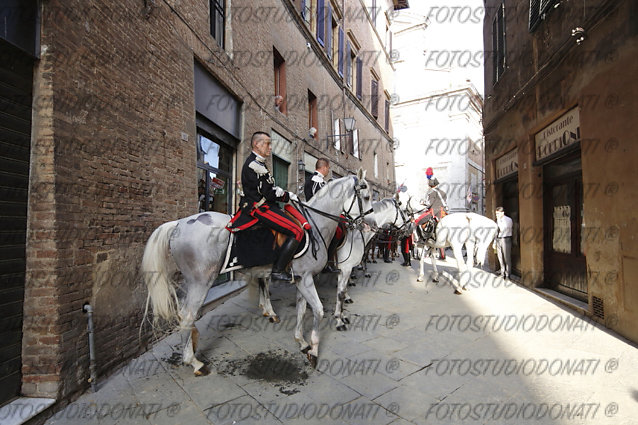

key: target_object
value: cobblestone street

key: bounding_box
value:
[40,257,638,425]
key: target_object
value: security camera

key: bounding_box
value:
[306,42,311,49]
[309,127,317,138]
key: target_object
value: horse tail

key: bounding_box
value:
[141,221,180,325]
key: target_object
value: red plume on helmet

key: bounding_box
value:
[426,167,433,179]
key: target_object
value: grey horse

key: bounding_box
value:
[140,171,372,373]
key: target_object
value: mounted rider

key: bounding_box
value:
[416,169,448,243]
[304,157,343,273]
[239,131,303,282]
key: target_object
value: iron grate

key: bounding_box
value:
[592,296,604,320]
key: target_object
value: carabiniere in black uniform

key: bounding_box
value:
[240,152,303,282]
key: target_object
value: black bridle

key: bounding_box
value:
[291,176,374,258]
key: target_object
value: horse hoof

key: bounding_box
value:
[336,324,347,331]
[344,298,353,304]
[307,353,318,368]
[342,317,350,324]
[269,315,280,323]
[454,289,462,295]
[301,345,311,354]
[417,277,423,282]
[462,286,468,291]
[432,278,439,283]
[194,365,210,376]
[365,273,371,278]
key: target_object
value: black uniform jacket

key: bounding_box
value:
[240,152,289,213]
[304,171,326,201]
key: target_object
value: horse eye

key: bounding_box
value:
[364,196,370,201]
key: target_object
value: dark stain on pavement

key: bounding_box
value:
[216,349,309,394]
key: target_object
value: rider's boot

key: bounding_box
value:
[402,252,411,266]
[271,238,301,282]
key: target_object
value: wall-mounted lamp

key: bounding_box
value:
[297,160,305,172]
[325,117,357,150]
[343,117,356,132]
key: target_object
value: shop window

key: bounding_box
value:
[197,133,233,214]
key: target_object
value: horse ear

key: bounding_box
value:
[356,167,363,180]
[394,193,399,201]
[362,169,367,179]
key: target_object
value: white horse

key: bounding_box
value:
[409,204,497,293]
[140,171,372,373]
[333,196,409,330]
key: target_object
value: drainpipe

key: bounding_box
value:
[82,303,97,392]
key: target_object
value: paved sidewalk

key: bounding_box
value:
[38,257,638,425]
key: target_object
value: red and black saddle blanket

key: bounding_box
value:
[220,207,309,273]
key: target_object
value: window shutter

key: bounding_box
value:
[356,57,363,99]
[317,0,325,46]
[353,129,359,159]
[529,0,541,32]
[338,27,344,77]
[326,5,333,58]
[346,41,352,87]
[371,79,379,118]
[384,99,390,133]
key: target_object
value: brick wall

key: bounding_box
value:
[23,0,398,400]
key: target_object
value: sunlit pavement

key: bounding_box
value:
[43,255,638,425]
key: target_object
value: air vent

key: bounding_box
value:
[592,296,604,320]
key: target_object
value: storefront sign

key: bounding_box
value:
[210,177,225,189]
[495,148,518,180]
[535,108,580,162]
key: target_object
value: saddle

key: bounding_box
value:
[221,205,310,272]
[416,210,439,242]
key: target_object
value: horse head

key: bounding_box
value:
[342,168,373,226]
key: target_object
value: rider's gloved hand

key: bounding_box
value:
[274,186,286,197]
[288,192,299,202]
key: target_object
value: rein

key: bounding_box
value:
[292,176,373,259]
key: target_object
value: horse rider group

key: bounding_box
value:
[237,132,347,282]
[235,131,451,283]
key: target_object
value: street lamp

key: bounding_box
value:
[343,117,356,132]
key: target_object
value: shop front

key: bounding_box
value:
[194,60,241,286]
[534,107,587,302]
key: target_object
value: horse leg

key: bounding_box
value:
[429,247,440,282]
[335,267,351,331]
[258,278,279,323]
[179,292,209,376]
[297,274,324,368]
[450,243,467,294]
[417,245,426,282]
[461,239,475,290]
[294,289,310,354]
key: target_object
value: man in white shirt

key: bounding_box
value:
[494,206,513,279]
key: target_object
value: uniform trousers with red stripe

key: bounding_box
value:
[252,204,304,242]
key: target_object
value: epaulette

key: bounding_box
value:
[249,160,269,175]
